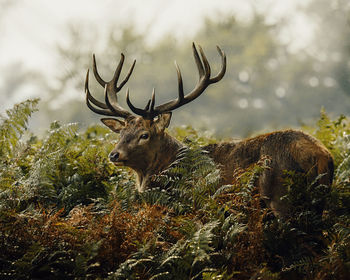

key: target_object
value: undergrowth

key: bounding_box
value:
[0,100,349,279]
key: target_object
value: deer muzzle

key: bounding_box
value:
[109,151,127,166]
[109,151,120,162]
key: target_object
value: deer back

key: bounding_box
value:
[205,129,334,216]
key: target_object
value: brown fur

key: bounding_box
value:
[204,129,334,216]
[102,117,333,216]
[85,45,334,216]
[103,115,182,192]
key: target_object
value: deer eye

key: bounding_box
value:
[140,133,149,140]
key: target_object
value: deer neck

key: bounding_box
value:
[134,133,183,192]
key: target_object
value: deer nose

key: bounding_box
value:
[109,151,120,162]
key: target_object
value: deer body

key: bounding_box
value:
[205,129,334,215]
[84,43,334,216]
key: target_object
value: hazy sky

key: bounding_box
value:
[1,0,311,74]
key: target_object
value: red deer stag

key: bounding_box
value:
[84,43,333,216]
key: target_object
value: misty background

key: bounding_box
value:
[1,0,350,137]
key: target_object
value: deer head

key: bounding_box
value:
[84,43,226,190]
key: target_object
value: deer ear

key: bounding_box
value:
[101,118,125,133]
[154,112,172,132]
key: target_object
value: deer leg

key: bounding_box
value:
[258,168,274,206]
[258,169,289,217]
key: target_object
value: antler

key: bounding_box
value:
[85,53,136,119]
[126,43,226,119]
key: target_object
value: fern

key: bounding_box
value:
[113,145,221,215]
[111,221,220,280]
[305,110,350,166]
[0,101,127,212]
[1,100,350,279]
[0,99,39,191]
[150,146,221,214]
[221,213,247,247]
[0,98,39,158]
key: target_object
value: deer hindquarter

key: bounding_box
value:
[204,129,334,216]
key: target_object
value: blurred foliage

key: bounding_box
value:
[19,0,348,138]
[0,99,349,279]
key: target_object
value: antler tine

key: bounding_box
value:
[124,43,226,120]
[144,99,151,111]
[109,53,125,92]
[153,43,226,114]
[150,88,156,112]
[118,59,136,90]
[126,88,158,119]
[86,93,115,116]
[85,69,115,116]
[210,46,226,83]
[175,61,185,102]
[85,53,136,119]
[85,69,107,109]
[104,85,132,119]
[92,54,107,87]
[126,89,148,117]
[197,45,211,79]
[192,42,205,78]
[105,54,135,118]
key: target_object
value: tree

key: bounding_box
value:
[39,7,350,137]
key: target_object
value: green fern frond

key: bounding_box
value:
[149,146,220,213]
[0,98,39,158]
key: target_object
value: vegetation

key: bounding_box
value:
[0,99,349,280]
[1,2,350,279]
